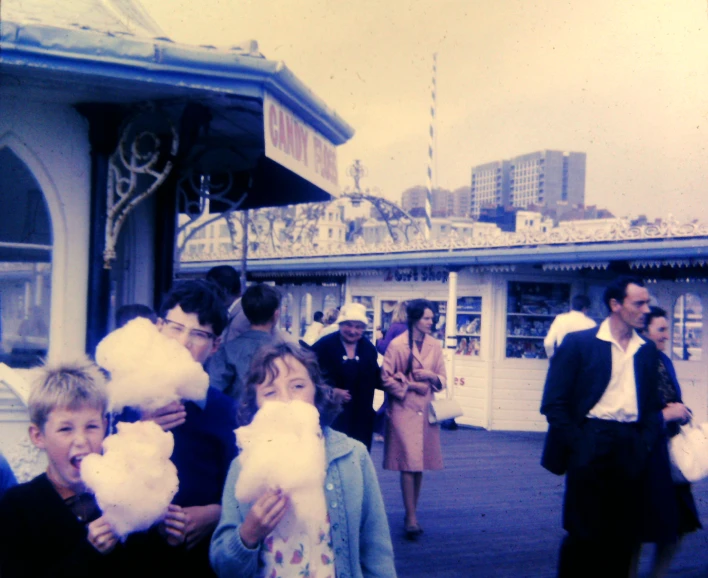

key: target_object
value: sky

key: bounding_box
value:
[141,0,708,221]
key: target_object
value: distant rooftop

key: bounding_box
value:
[3,0,165,39]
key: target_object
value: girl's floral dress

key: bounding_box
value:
[259,515,335,578]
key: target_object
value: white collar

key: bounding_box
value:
[596,318,645,354]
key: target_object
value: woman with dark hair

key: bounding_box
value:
[630,306,700,578]
[381,299,446,540]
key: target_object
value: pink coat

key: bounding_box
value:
[381,331,446,471]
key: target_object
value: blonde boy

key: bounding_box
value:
[0,359,179,577]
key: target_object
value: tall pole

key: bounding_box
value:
[424,53,438,239]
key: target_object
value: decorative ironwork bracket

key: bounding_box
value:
[104,112,179,269]
[342,191,424,243]
[175,171,249,258]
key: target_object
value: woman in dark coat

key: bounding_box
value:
[311,303,381,451]
[631,306,701,578]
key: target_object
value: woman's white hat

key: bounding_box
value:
[336,302,369,325]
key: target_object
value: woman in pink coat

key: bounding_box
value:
[382,299,446,540]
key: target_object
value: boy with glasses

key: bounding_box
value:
[118,280,237,577]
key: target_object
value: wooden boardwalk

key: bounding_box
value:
[370,428,708,578]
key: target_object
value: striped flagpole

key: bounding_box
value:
[424,53,437,238]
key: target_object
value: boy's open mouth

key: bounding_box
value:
[70,455,86,469]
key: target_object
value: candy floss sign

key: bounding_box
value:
[264,92,340,197]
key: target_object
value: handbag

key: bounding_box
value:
[668,422,708,483]
[428,397,463,424]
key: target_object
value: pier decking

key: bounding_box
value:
[371,429,708,577]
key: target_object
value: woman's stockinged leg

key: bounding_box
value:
[401,472,418,527]
[414,472,423,508]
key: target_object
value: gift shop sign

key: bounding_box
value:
[264,92,340,198]
[384,267,448,283]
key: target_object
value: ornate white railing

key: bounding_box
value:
[180,218,708,263]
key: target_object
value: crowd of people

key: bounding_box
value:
[0,270,702,577]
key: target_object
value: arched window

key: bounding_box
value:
[672,293,702,362]
[0,148,52,368]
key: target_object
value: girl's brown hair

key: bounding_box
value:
[239,342,341,427]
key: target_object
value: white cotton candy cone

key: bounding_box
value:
[95,318,157,374]
[81,421,179,538]
[234,400,327,540]
[95,317,209,412]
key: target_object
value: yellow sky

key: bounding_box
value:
[142,0,708,220]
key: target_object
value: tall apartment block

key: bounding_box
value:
[470,151,586,218]
[400,186,472,219]
[400,186,454,218]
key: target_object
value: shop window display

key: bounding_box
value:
[506,281,570,359]
[428,301,447,343]
[584,285,607,324]
[455,296,482,356]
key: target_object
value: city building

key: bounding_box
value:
[471,150,586,217]
[515,210,554,233]
[401,186,453,218]
[470,160,511,217]
[451,186,472,218]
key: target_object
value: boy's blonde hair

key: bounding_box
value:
[28,357,108,430]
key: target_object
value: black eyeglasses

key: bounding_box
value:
[161,318,216,344]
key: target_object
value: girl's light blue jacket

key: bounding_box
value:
[210,427,397,578]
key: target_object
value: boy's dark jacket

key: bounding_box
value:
[0,473,165,578]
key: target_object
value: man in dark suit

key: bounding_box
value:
[541,276,682,578]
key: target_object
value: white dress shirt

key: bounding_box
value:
[544,310,597,358]
[586,318,645,423]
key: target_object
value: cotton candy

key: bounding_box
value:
[235,400,327,540]
[95,317,208,411]
[81,421,179,538]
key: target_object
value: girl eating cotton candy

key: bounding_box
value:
[209,342,397,578]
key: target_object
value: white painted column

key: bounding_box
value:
[305,292,313,327]
[344,276,352,304]
[445,270,458,398]
[34,265,42,306]
[24,281,31,317]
